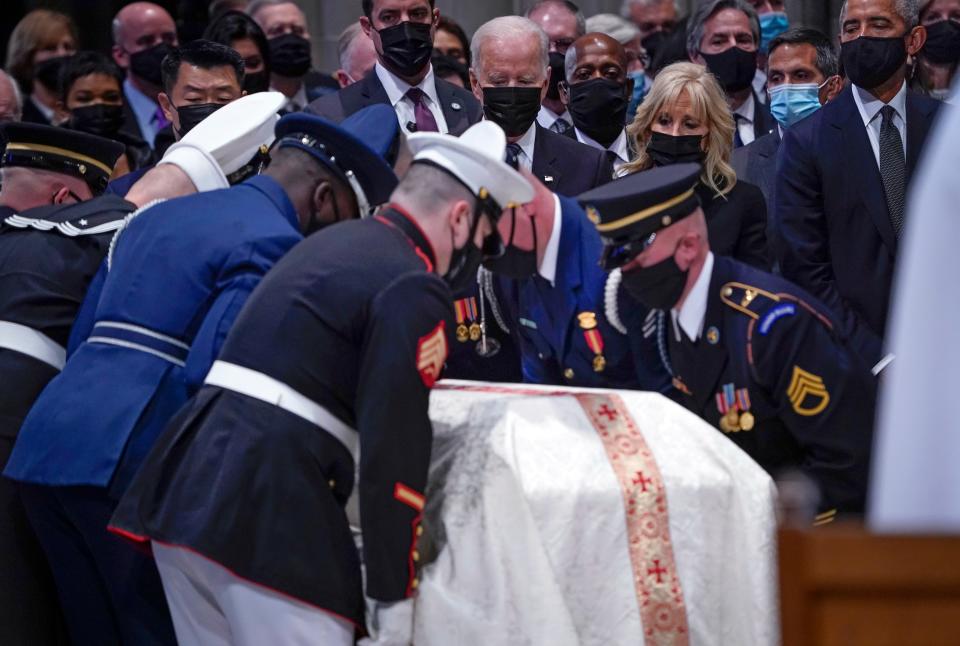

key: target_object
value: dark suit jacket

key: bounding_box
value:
[751,90,777,142]
[20,98,51,126]
[304,70,482,136]
[531,125,614,196]
[773,85,942,363]
[119,93,150,146]
[731,129,781,231]
[698,179,769,270]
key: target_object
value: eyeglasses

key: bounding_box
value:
[550,37,576,53]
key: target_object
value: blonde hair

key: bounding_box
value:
[622,61,737,197]
[4,10,78,92]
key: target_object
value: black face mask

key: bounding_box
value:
[69,104,125,137]
[482,86,542,138]
[922,20,960,65]
[377,21,434,78]
[129,43,173,87]
[33,55,72,91]
[175,103,224,138]
[641,31,669,63]
[482,208,538,279]
[546,51,566,100]
[701,46,757,93]
[621,251,688,310]
[243,70,271,94]
[567,77,629,148]
[269,34,312,78]
[444,237,485,292]
[840,35,908,90]
[647,131,705,167]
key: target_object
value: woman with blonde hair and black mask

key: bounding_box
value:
[622,61,769,268]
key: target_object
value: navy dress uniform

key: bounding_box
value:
[495,194,670,390]
[4,106,400,645]
[579,164,878,518]
[0,124,125,646]
[107,121,533,645]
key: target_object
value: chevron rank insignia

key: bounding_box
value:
[416,321,448,388]
[787,366,830,416]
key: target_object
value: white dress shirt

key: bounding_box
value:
[536,104,573,131]
[273,82,308,113]
[852,81,908,168]
[537,193,563,287]
[733,93,757,146]
[670,252,715,342]
[375,62,449,134]
[575,128,629,173]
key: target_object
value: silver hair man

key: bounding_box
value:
[471,15,550,79]
[839,0,920,31]
[686,0,760,59]
[586,13,640,46]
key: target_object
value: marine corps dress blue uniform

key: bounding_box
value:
[5,108,401,645]
[0,124,125,646]
[580,164,877,518]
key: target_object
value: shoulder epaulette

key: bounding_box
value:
[719,282,781,320]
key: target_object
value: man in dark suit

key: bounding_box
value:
[688,0,775,146]
[443,15,613,384]
[247,0,338,113]
[732,28,842,220]
[111,2,180,150]
[305,0,482,136]
[773,0,941,366]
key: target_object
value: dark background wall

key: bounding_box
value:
[2,0,846,74]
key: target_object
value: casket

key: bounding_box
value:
[414,381,779,646]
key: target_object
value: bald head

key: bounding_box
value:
[564,32,629,82]
[0,167,93,212]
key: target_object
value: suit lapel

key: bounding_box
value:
[905,93,934,183]
[531,126,561,191]
[348,73,391,114]
[832,88,898,252]
[435,80,469,136]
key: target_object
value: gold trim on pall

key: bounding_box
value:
[5,142,113,175]
[594,187,695,233]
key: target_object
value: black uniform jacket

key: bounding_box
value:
[643,256,876,516]
[110,206,454,626]
[0,196,135,439]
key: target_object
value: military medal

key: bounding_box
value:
[578,312,606,373]
[715,383,754,433]
[453,297,480,344]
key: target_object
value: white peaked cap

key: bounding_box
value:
[159,91,285,184]
[407,121,534,208]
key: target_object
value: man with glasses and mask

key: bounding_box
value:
[111,2,179,150]
[732,28,843,220]
[526,0,586,137]
[5,103,400,646]
[774,0,942,367]
[560,32,635,173]
[307,0,481,136]
[687,0,776,147]
[582,163,877,523]
[107,120,530,646]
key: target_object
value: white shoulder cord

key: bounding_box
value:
[604,268,628,335]
[107,198,166,271]
[478,267,511,334]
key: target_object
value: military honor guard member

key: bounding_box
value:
[4,105,400,645]
[579,163,877,518]
[0,123,124,646]
[107,120,533,645]
[483,167,670,390]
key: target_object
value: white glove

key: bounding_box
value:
[358,598,415,646]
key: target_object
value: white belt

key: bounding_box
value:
[0,320,66,370]
[204,360,358,462]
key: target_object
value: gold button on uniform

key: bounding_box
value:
[563,368,575,380]
[412,550,420,562]
[328,479,336,488]
[411,578,419,589]
[416,525,423,537]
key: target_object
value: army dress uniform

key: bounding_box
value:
[0,124,126,646]
[580,164,877,517]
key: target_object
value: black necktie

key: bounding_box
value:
[733,114,745,148]
[879,105,906,237]
[505,143,522,170]
[551,118,571,135]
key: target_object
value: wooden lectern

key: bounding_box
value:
[779,524,960,646]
